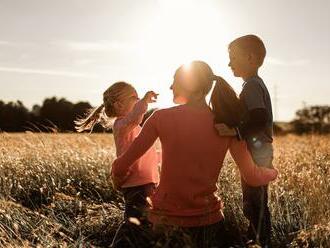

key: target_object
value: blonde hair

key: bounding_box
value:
[75,81,134,132]
[229,34,266,67]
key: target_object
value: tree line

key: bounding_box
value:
[0,97,94,132]
[0,98,329,134]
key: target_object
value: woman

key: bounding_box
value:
[111,61,277,246]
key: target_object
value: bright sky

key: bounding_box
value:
[0,0,329,121]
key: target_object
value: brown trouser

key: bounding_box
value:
[152,220,230,248]
[111,183,156,248]
[122,183,156,223]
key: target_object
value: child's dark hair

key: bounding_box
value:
[229,34,266,67]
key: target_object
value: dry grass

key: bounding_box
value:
[0,133,329,247]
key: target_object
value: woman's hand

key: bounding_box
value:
[230,140,278,186]
[109,159,126,191]
[110,159,133,191]
[215,123,237,136]
[258,167,278,182]
[143,91,158,104]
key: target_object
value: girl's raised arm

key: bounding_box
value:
[114,99,148,134]
[229,139,277,186]
[111,111,160,188]
[115,91,158,135]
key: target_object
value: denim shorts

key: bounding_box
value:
[246,140,274,168]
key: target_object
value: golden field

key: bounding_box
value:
[0,133,329,247]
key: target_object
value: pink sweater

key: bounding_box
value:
[112,100,159,188]
[111,104,277,227]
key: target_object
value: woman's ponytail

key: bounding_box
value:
[209,75,242,127]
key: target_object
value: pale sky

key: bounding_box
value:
[0,0,329,121]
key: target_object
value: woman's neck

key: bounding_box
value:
[185,96,208,109]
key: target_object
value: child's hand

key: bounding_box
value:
[215,123,237,136]
[143,91,158,104]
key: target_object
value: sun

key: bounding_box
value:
[133,0,233,108]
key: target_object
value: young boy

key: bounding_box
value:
[216,34,274,247]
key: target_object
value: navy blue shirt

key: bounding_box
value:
[239,76,274,167]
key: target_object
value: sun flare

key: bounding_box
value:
[133,0,232,108]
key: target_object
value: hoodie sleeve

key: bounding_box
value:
[111,111,160,188]
[115,99,148,135]
[229,139,277,186]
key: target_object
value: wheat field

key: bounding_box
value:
[0,133,329,247]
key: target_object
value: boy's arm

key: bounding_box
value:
[215,81,268,139]
[111,111,159,188]
[237,82,268,140]
[215,109,268,139]
[237,108,268,139]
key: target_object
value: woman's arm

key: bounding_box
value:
[111,111,160,188]
[229,139,277,186]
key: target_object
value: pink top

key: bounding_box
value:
[112,99,159,188]
[111,105,277,227]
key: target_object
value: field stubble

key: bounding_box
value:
[0,133,329,247]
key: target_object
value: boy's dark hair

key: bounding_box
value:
[229,34,266,67]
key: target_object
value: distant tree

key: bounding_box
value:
[38,97,95,132]
[73,102,92,119]
[291,105,330,134]
[273,123,284,136]
[0,101,30,132]
[39,97,74,131]
[32,104,41,116]
[0,97,96,132]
